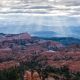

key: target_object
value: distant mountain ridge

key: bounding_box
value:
[38,37,80,46]
[0,32,80,46]
[0,32,31,41]
[32,31,58,38]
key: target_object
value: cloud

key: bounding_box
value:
[0,0,80,16]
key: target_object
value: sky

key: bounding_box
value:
[0,0,80,38]
[0,0,80,15]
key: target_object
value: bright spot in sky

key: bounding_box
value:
[48,0,54,1]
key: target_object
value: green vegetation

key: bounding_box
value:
[0,63,80,80]
[0,68,20,80]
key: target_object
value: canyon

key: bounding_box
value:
[0,32,80,80]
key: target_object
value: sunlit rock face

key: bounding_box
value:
[24,70,41,80]
[0,0,80,15]
[32,71,41,80]
[24,71,32,80]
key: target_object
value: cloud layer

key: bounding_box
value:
[0,0,80,15]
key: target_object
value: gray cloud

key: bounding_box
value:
[0,0,80,15]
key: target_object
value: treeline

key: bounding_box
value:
[0,68,20,80]
[42,65,80,80]
[0,51,80,80]
[0,64,80,80]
